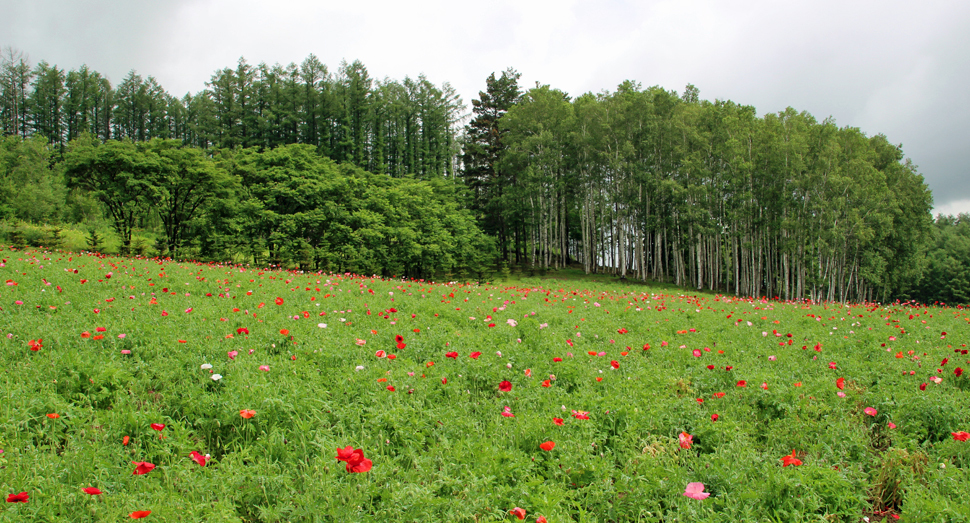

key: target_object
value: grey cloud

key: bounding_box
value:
[2,0,967,211]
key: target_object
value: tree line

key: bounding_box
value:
[1,48,462,179]
[463,70,935,303]
[1,48,963,303]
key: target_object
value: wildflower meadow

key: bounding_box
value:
[2,247,970,522]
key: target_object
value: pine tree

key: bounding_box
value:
[462,68,520,262]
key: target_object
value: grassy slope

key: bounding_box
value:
[1,248,969,522]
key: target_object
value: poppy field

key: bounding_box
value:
[2,248,970,522]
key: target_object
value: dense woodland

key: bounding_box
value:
[1,48,966,304]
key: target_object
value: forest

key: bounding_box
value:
[1,49,967,305]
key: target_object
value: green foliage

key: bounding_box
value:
[212,143,492,277]
[84,228,102,251]
[0,134,65,223]
[62,136,161,253]
[911,214,970,305]
[488,81,936,303]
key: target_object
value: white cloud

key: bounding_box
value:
[933,199,970,218]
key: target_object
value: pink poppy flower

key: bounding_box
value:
[679,432,693,449]
[683,482,709,500]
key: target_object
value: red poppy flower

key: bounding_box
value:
[132,461,156,475]
[611,360,619,369]
[123,435,130,445]
[541,380,551,387]
[737,380,747,387]
[956,368,964,377]
[540,441,556,451]
[397,342,406,350]
[240,409,256,419]
[712,392,725,399]
[92,334,104,340]
[47,413,60,419]
[275,297,284,305]
[346,457,373,472]
[279,329,289,336]
[469,352,481,359]
[375,350,386,358]
[81,331,91,338]
[780,449,802,467]
[82,487,102,495]
[836,377,845,390]
[952,431,970,442]
[920,382,927,391]
[446,351,458,359]
[553,418,564,426]
[386,386,395,392]
[706,364,715,370]
[499,381,512,392]
[553,357,563,362]
[829,362,837,370]
[335,446,372,473]
[130,510,152,519]
[336,446,361,462]
[441,378,447,384]
[237,327,249,335]
[28,339,42,351]
[395,334,404,343]
[6,492,28,503]
[189,451,207,466]
[711,413,719,422]
[572,410,590,420]
[150,423,165,431]
[510,507,527,520]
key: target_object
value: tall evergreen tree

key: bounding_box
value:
[27,61,65,147]
[462,68,521,261]
[0,47,34,138]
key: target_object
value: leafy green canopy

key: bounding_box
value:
[208,144,492,278]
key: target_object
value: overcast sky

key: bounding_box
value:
[3,0,968,215]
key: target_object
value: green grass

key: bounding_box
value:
[1,246,970,522]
